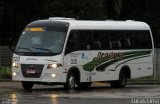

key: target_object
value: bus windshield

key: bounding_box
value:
[15,26,68,56]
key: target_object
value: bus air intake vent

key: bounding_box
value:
[21,64,44,78]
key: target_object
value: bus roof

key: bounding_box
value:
[29,17,151,30]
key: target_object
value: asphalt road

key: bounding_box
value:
[0,82,160,104]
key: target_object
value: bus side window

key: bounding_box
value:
[79,31,91,50]
[124,38,131,48]
[108,31,123,50]
[138,31,152,49]
[123,31,139,49]
[92,31,109,50]
[65,30,79,54]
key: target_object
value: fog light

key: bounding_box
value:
[51,74,56,77]
[13,72,16,76]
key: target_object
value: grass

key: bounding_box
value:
[128,75,160,83]
[0,67,12,79]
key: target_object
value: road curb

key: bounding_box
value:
[0,79,160,85]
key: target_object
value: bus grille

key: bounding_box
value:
[21,64,44,78]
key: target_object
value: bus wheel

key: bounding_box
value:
[64,73,76,90]
[77,82,92,88]
[110,71,127,88]
[22,81,33,90]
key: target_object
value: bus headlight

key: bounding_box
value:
[12,62,19,68]
[47,63,62,69]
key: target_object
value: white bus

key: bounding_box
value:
[12,17,154,90]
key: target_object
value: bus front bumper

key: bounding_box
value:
[12,68,67,83]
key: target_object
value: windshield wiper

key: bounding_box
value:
[32,47,54,54]
[16,47,33,52]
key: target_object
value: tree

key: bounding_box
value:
[1,0,160,47]
[44,0,107,20]
[0,0,46,46]
[120,0,160,47]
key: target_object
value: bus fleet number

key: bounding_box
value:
[70,59,77,64]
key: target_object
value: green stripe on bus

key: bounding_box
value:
[83,50,151,72]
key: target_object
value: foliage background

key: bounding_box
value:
[0,0,160,47]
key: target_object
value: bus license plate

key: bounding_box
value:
[26,69,36,74]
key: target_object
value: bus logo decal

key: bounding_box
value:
[83,50,152,72]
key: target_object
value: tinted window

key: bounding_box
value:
[138,31,152,49]
[123,31,152,49]
[66,30,152,53]
[65,30,79,53]
[123,31,140,49]
[79,31,91,50]
[92,31,109,50]
[108,31,124,50]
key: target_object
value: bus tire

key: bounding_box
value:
[22,81,33,90]
[64,73,76,90]
[77,82,92,88]
[110,71,127,88]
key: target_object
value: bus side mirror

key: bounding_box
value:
[9,46,16,53]
[9,37,16,53]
